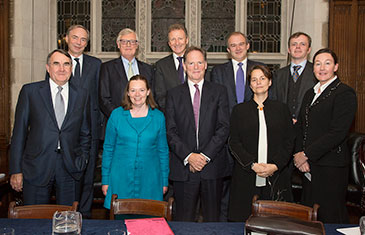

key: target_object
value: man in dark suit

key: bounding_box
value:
[65,25,102,218]
[211,31,264,113]
[271,32,317,203]
[99,28,154,118]
[154,23,189,111]
[210,31,263,221]
[272,32,317,123]
[165,46,230,222]
[9,49,91,205]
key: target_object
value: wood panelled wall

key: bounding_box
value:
[0,0,10,174]
[329,0,365,133]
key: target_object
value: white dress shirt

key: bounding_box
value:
[232,58,248,86]
[49,78,69,114]
[70,54,83,77]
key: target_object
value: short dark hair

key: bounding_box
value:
[66,25,90,41]
[288,32,312,48]
[183,46,207,62]
[226,32,249,47]
[121,75,157,110]
[46,49,72,65]
[168,23,188,38]
[313,48,338,65]
[247,64,272,84]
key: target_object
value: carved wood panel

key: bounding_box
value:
[329,0,365,133]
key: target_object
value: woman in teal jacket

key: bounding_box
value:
[102,75,169,209]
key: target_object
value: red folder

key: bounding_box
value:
[124,217,174,235]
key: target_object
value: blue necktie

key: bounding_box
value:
[177,57,184,84]
[292,65,301,82]
[236,62,245,103]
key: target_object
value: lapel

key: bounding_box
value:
[113,57,128,93]
[114,57,128,81]
[38,80,59,128]
[124,107,153,134]
[167,55,181,86]
[310,78,341,108]
[225,61,236,98]
[282,66,290,102]
[61,82,79,129]
[181,83,196,130]
[298,62,315,100]
[136,59,145,75]
[78,54,91,89]
[199,81,211,126]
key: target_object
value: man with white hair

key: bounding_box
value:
[99,28,154,118]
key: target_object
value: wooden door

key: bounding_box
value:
[329,0,365,133]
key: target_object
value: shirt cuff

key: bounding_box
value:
[184,152,211,166]
[200,152,211,163]
[184,153,193,166]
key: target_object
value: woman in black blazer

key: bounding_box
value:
[228,65,294,221]
[294,48,357,223]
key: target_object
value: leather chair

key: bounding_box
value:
[8,201,78,219]
[347,132,365,213]
[245,195,324,235]
[109,194,173,221]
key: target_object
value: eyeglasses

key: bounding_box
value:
[118,39,138,45]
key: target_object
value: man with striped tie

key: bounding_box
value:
[272,32,317,124]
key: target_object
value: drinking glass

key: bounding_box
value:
[52,211,82,235]
[0,227,14,235]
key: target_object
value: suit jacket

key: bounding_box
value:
[228,99,294,221]
[272,62,317,118]
[9,80,91,186]
[165,81,230,181]
[70,54,102,140]
[99,57,154,117]
[210,59,264,113]
[154,54,181,110]
[295,78,357,167]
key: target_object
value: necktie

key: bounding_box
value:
[193,84,200,130]
[128,61,134,79]
[74,58,80,80]
[292,65,302,82]
[55,86,65,129]
[235,62,245,103]
[177,57,184,84]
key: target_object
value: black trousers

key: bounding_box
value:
[23,154,79,206]
[173,171,223,222]
[301,164,349,223]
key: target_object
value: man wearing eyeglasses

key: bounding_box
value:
[9,49,91,206]
[99,28,154,118]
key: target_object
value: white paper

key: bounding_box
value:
[336,226,360,235]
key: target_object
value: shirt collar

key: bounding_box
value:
[187,78,204,90]
[313,75,338,94]
[232,58,247,67]
[121,56,136,65]
[49,77,69,91]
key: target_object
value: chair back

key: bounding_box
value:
[348,132,365,186]
[8,201,78,219]
[110,194,173,221]
[251,195,319,221]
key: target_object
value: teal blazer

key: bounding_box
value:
[102,107,169,209]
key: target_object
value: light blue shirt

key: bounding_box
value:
[121,56,140,80]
